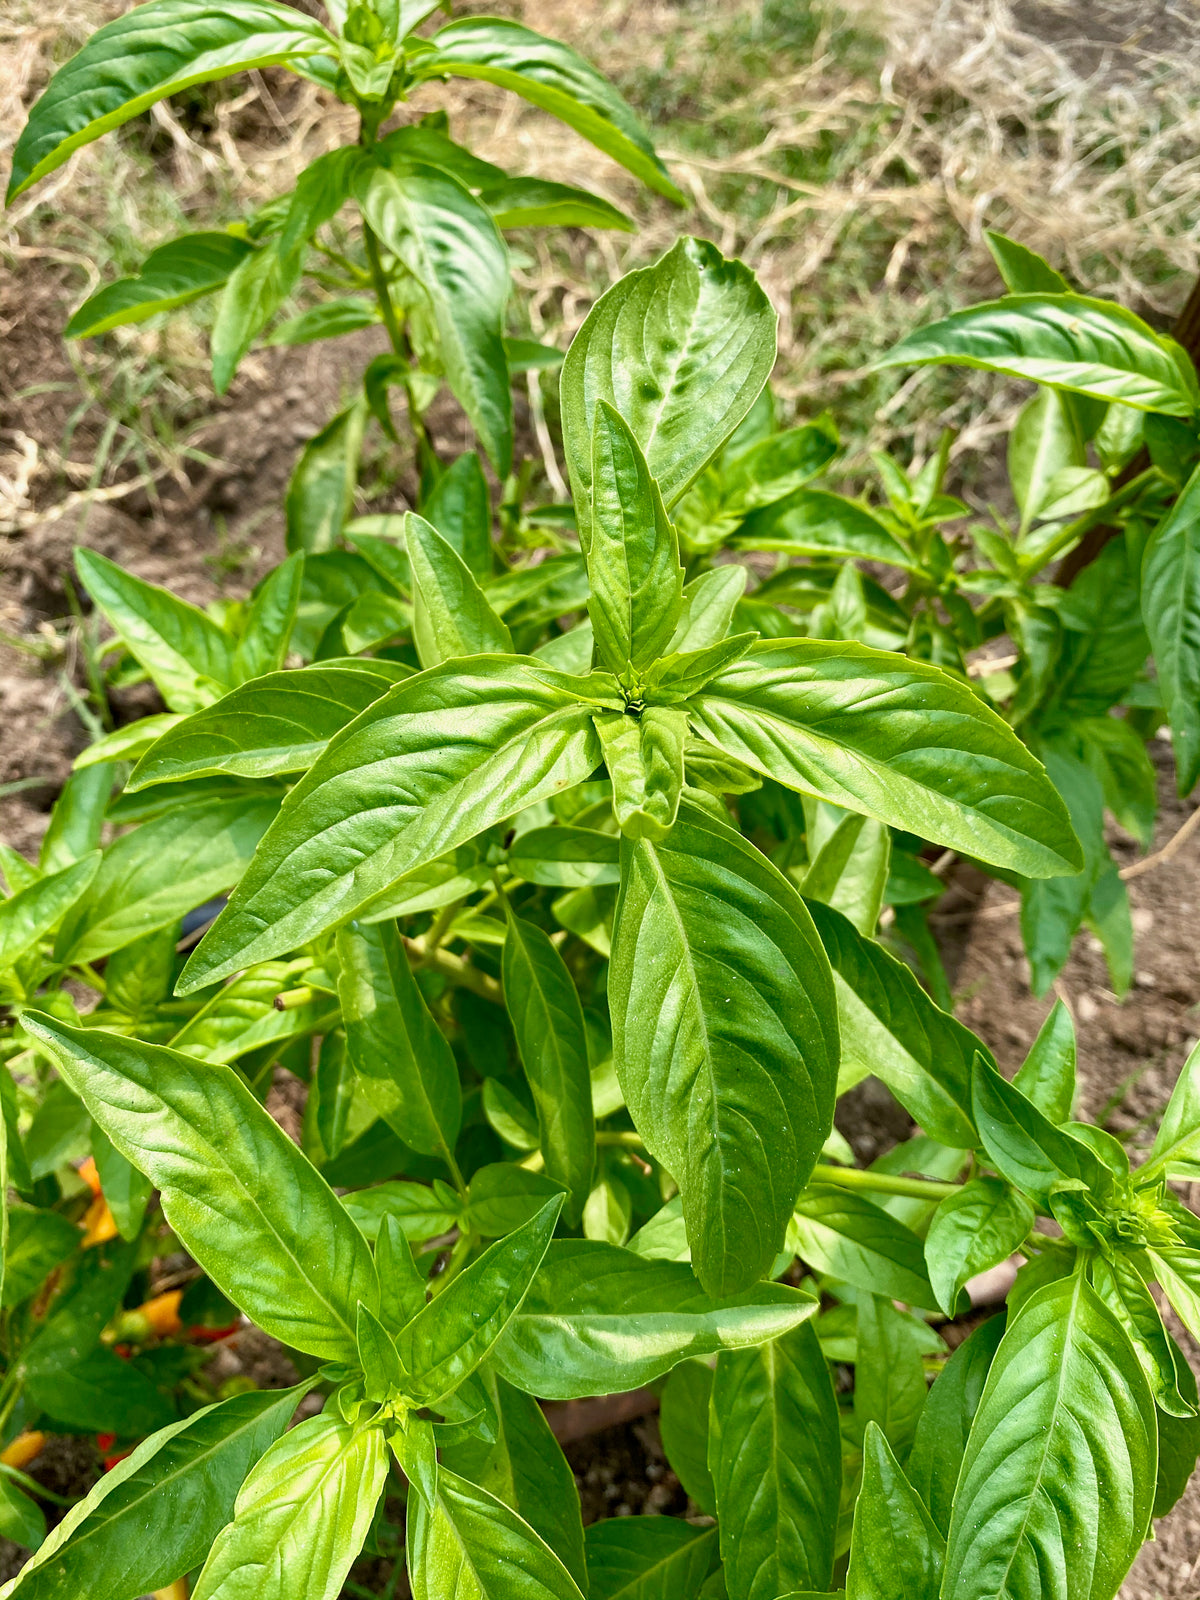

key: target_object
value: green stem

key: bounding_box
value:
[596,1130,645,1149]
[360,220,435,472]
[402,936,502,1004]
[809,1163,961,1200]
[422,898,466,962]
[1018,467,1162,578]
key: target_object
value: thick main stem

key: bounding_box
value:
[808,1163,960,1200]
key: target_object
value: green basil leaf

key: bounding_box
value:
[1147,1248,1200,1345]
[845,1423,944,1600]
[483,175,633,232]
[642,632,758,703]
[907,1313,1006,1535]
[506,826,620,889]
[23,1013,379,1361]
[421,451,493,579]
[1012,998,1076,1124]
[231,551,303,683]
[0,853,98,972]
[1144,1037,1200,1181]
[441,1370,587,1594]
[65,231,254,338]
[852,1295,927,1461]
[0,1479,43,1555]
[415,17,682,203]
[610,800,838,1295]
[801,813,889,936]
[74,713,183,770]
[464,1165,567,1239]
[942,1275,1157,1600]
[481,1079,541,1152]
[924,1177,1033,1316]
[1141,459,1200,793]
[985,230,1071,294]
[128,660,407,788]
[879,292,1198,415]
[502,912,594,1224]
[211,239,289,393]
[586,1519,718,1600]
[192,1412,387,1600]
[594,707,687,840]
[1008,389,1086,535]
[54,796,278,965]
[711,1321,840,1599]
[7,0,334,200]
[493,1239,818,1399]
[667,566,747,653]
[2,1209,81,1310]
[561,238,776,539]
[972,1052,1110,1212]
[407,511,511,666]
[284,397,368,554]
[267,297,379,345]
[340,1180,460,1245]
[582,1176,631,1245]
[375,119,505,191]
[586,400,683,667]
[168,959,336,1066]
[75,548,234,713]
[408,1465,585,1600]
[395,1196,562,1406]
[1093,1251,1194,1418]
[376,1215,428,1331]
[356,160,512,475]
[806,898,982,1146]
[1,1387,303,1600]
[734,489,914,567]
[357,1301,404,1402]
[336,918,462,1161]
[180,659,610,990]
[1152,1331,1200,1519]
[658,1359,716,1514]
[277,145,363,267]
[791,1186,937,1310]
[689,639,1082,878]
[25,1347,174,1437]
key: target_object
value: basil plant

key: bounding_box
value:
[1,232,1195,1600]
[689,229,1200,999]
[7,0,684,539]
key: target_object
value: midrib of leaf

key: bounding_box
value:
[968,1273,1083,1600]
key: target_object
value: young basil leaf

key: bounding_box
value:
[396,1196,562,1406]
[191,1413,387,1600]
[1143,1037,1200,1181]
[277,145,363,267]
[1141,459,1200,793]
[845,1422,944,1600]
[493,1239,817,1399]
[562,238,776,538]
[711,1321,841,1599]
[336,918,462,1162]
[483,175,633,232]
[408,1465,585,1600]
[1,1387,304,1600]
[923,1177,1034,1317]
[210,238,290,393]
[127,660,408,788]
[586,1519,719,1600]
[168,959,336,1067]
[231,551,303,683]
[985,230,1071,294]
[23,1013,379,1361]
[6,0,335,200]
[805,898,982,1148]
[878,292,1198,415]
[1017,744,1108,996]
[464,1166,566,1239]
[357,1301,404,1402]
[586,400,683,668]
[38,765,112,875]
[90,1123,153,1242]
[972,1053,1110,1212]
[611,799,838,1295]
[852,1295,927,1461]
[689,638,1082,879]
[802,813,890,936]
[180,659,611,990]
[658,1359,716,1514]
[501,912,594,1224]
[506,826,620,889]
[340,1181,460,1246]
[356,160,512,475]
[54,796,278,966]
[666,565,747,652]
[1012,998,1076,1124]
[441,1370,587,1593]
[942,1275,1157,1600]
[376,1214,428,1331]
[1008,388,1086,535]
[284,396,369,554]
[734,488,914,567]
[65,232,254,338]
[406,511,512,666]
[0,853,98,974]
[268,297,379,345]
[907,1312,1006,1535]
[1147,1247,1200,1345]
[421,451,493,579]
[75,548,234,713]
[594,708,687,840]
[1153,1334,1200,1520]
[414,17,682,203]
[1092,1251,1195,1418]
[791,1186,937,1310]
[642,632,758,703]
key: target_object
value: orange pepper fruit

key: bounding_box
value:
[0,1432,45,1470]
